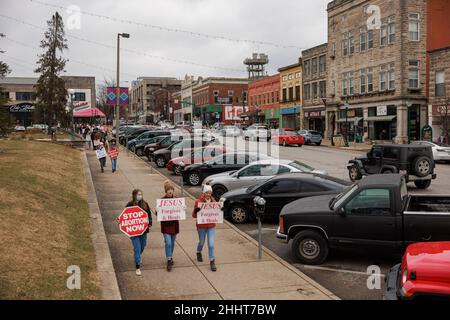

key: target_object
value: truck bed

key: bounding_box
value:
[407,195,450,213]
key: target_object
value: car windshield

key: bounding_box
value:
[284,131,297,136]
[288,160,314,172]
[332,185,358,210]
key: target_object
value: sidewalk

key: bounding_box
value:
[86,150,338,300]
[321,139,372,152]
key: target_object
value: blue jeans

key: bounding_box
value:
[99,157,106,172]
[197,228,215,261]
[130,234,147,268]
[163,233,177,260]
[111,159,117,172]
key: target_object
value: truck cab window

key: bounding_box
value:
[345,189,391,216]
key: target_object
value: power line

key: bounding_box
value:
[0,14,245,73]
[27,0,303,50]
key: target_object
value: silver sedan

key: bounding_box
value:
[202,159,328,199]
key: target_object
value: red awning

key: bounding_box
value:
[73,107,106,118]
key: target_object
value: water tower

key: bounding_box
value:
[244,53,269,80]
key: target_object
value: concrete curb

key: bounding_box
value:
[81,151,122,300]
[124,147,340,300]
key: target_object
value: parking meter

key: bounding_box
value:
[253,196,266,260]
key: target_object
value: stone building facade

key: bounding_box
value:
[278,60,303,130]
[326,0,428,144]
[302,43,328,134]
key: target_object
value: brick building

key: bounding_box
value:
[191,77,248,125]
[302,43,328,134]
[427,0,450,142]
[129,77,181,124]
[326,0,428,144]
[247,74,281,127]
[171,90,183,124]
[278,60,303,130]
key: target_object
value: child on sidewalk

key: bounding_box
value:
[156,181,180,272]
[96,142,107,173]
[192,184,217,272]
[108,140,119,173]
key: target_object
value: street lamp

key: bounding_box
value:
[115,32,130,142]
[344,99,349,147]
[406,100,412,144]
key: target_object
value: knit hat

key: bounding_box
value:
[164,180,174,193]
[202,184,213,194]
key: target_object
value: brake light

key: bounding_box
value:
[279,216,285,234]
[402,269,408,285]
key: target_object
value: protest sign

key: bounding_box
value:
[96,148,107,159]
[156,198,186,222]
[118,206,149,237]
[197,202,224,224]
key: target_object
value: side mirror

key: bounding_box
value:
[339,207,346,217]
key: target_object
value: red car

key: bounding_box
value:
[272,129,305,147]
[167,146,226,175]
[385,242,450,300]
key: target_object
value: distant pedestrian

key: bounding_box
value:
[96,143,107,173]
[85,128,91,150]
[123,189,152,276]
[108,140,119,173]
[193,184,217,272]
[156,181,180,272]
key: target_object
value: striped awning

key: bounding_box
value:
[366,115,397,122]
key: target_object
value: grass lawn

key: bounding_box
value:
[0,140,100,299]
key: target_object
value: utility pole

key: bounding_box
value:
[115,33,129,141]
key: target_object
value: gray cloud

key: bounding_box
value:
[0,0,329,84]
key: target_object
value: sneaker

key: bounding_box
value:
[210,260,217,272]
[136,268,142,276]
[167,259,173,272]
[196,252,203,262]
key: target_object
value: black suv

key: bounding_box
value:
[347,144,436,189]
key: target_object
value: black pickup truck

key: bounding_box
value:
[277,174,450,265]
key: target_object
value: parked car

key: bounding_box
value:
[211,122,226,132]
[347,144,437,189]
[14,125,26,132]
[411,141,450,163]
[385,242,450,300]
[221,173,350,224]
[133,135,169,157]
[277,174,450,265]
[119,126,149,145]
[193,128,215,141]
[181,152,273,186]
[220,125,241,137]
[272,129,305,147]
[153,139,212,168]
[203,159,328,200]
[298,130,323,146]
[167,146,226,175]
[144,135,182,161]
[243,125,271,141]
[127,130,171,152]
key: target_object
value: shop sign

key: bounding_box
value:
[309,111,322,118]
[9,103,34,113]
[377,106,387,116]
[224,106,249,120]
[347,110,356,118]
[433,105,450,116]
[216,97,232,104]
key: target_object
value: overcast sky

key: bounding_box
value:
[0,0,329,85]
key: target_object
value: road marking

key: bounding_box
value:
[294,264,386,277]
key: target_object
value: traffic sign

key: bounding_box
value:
[118,206,149,237]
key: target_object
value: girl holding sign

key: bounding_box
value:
[108,140,119,173]
[124,189,152,276]
[192,184,217,272]
[157,181,180,272]
[96,143,107,173]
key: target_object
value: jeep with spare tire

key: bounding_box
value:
[347,144,436,189]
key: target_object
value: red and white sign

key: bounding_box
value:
[118,206,150,237]
[224,106,249,120]
[108,148,119,159]
[156,198,186,222]
[197,202,224,224]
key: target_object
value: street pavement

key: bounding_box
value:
[135,135,450,300]
[86,149,337,300]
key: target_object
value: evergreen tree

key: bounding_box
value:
[34,12,68,132]
[0,59,12,137]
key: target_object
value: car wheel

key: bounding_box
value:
[291,230,329,265]
[188,172,201,186]
[414,180,431,189]
[136,148,143,157]
[155,156,166,168]
[316,141,321,146]
[283,140,287,147]
[212,185,228,200]
[348,165,362,181]
[229,204,249,224]
[413,156,432,177]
